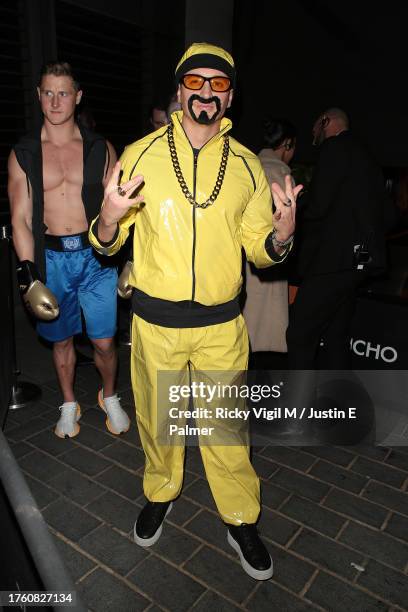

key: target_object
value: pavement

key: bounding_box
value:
[4,304,408,612]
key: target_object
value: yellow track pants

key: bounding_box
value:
[131,314,260,526]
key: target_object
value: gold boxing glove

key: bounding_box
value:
[17,260,59,321]
[117,260,133,299]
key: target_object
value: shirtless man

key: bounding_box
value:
[8,61,130,438]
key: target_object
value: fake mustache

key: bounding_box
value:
[188,94,222,124]
[188,94,222,111]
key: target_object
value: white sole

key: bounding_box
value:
[227,531,273,580]
[133,502,173,547]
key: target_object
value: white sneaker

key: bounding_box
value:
[98,390,130,434]
[55,402,81,438]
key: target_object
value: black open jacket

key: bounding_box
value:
[13,122,108,279]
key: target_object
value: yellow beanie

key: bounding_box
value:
[175,42,235,85]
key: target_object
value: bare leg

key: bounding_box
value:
[53,337,76,402]
[91,337,117,397]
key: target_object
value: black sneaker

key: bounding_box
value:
[227,523,273,580]
[134,501,172,547]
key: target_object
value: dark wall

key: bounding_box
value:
[56,1,147,151]
[232,1,408,168]
[0,0,185,222]
[64,0,185,137]
[185,0,233,51]
[0,2,30,224]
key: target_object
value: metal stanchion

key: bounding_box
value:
[9,380,41,411]
[0,429,87,611]
[1,225,41,410]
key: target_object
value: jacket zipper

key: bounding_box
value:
[174,113,229,302]
[191,151,198,301]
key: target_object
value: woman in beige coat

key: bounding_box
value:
[243,118,297,357]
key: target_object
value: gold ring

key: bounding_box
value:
[117,185,126,197]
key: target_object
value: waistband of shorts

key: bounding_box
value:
[44,231,90,251]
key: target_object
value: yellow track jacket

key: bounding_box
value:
[90,111,279,306]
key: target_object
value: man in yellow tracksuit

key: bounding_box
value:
[89,42,301,580]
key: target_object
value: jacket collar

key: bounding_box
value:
[171,110,232,151]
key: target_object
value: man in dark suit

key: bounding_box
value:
[287,108,387,370]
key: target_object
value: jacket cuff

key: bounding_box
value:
[264,232,290,262]
[91,217,119,247]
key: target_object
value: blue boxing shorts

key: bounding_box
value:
[37,232,117,342]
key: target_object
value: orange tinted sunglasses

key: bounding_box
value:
[180,73,232,92]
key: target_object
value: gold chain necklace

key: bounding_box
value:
[167,122,229,209]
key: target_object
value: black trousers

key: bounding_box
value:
[287,270,365,370]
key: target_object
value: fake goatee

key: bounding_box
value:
[188,94,222,125]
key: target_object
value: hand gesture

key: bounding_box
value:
[271,175,303,241]
[101,161,144,226]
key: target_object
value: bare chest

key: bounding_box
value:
[42,141,83,192]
